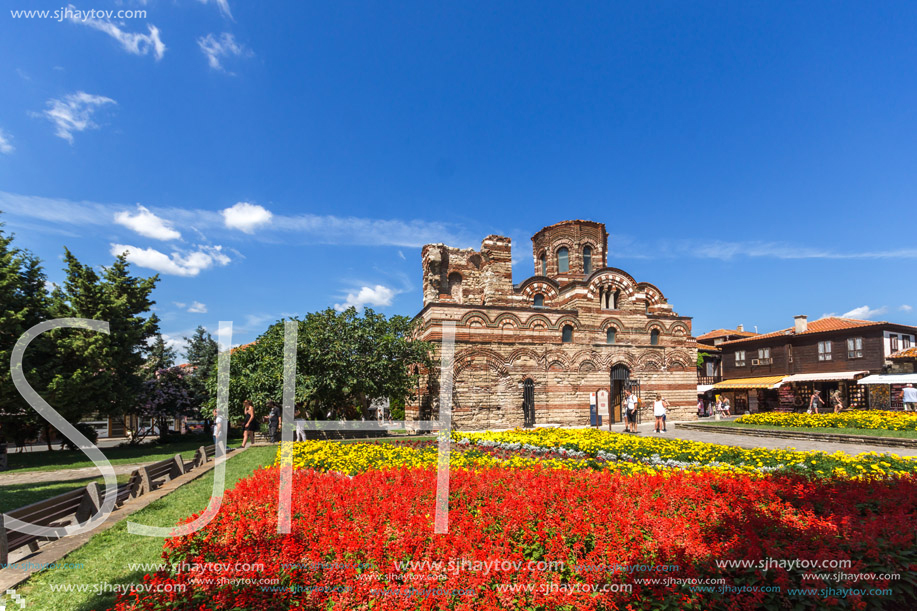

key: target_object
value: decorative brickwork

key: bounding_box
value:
[408,220,697,430]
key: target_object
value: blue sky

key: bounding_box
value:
[1,1,915,354]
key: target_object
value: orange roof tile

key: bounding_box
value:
[696,343,721,352]
[722,317,888,345]
[890,347,917,360]
[696,328,758,341]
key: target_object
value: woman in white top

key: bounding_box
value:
[653,394,669,433]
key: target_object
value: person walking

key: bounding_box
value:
[903,384,917,412]
[624,389,638,433]
[294,408,307,441]
[721,397,731,416]
[213,408,225,450]
[831,389,845,414]
[808,390,824,415]
[241,399,258,448]
[266,401,282,443]
[653,394,669,433]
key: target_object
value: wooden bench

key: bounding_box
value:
[131,454,188,496]
[0,481,119,564]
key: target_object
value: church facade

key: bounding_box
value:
[406,220,697,429]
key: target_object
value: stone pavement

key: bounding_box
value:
[607,419,917,457]
[0,462,152,486]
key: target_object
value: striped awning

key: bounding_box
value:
[713,375,785,390]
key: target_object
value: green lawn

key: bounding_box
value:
[16,445,276,611]
[0,474,130,513]
[4,438,219,473]
[696,420,917,439]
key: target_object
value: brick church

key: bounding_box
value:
[406,220,697,429]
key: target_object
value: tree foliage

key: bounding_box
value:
[207,307,433,423]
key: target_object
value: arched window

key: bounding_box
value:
[583,245,592,275]
[539,253,547,276]
[447,272,462,303]
[606,328,616,344]
[650,329,660,346]
[562,324,573,343]
[557,247,569,273]
[533,293,544,308]
[613,289,620,309]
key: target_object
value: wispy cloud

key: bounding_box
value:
[70,9,166,60]
[198,0,234,20]
[114,204,181,240]
[0,191,478,248]
[823,305,889,320]
[110,243,231,277]
[188,300,208,313]
[197,32,249,72]
[34,91,116,144]
[334,285,397,311]
[0,128,14,154]
[221,202,272,233]
[901,305,913,312]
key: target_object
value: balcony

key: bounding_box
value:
[697,374,722,385]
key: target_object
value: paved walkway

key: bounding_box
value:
[0,462,153,486]
[608,419,917,457]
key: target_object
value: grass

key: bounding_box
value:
[16,445,277,611]
[0,474,130,513]
[695,420,917,439]
[5,437,221,474]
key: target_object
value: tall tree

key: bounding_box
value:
[46,250,160,444]
[184,326,218,431]
[145,334,177,372]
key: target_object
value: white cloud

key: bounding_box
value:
[160,333,189,356]
[114,204,181,240]
[197,32,249,72]
[221,201,272,233]
[110,243,231,277]
[840,305,888,320]
[334,285,397,311]
[198,0,233,19]
[397,250,406,260]
[173,301,187,309]
[70,9,166,60]
[901,305,913,312]
[188,301,208,313]
[36,91,116,144]
[0,128,14,154]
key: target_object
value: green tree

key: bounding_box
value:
[145,334,177,372]
[45,250,160,444]
[184,326,218,412]
[207,307,432,424]
[0,221,53,449]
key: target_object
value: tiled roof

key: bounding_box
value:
[890,347,917,360]
[722,317,886,345]
[696,343,721,352]
[696,328,758,341]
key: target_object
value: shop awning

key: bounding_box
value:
[782,371,869,383]
[857,374,917,386]
[697,384,714,394]
[713,375,785,390]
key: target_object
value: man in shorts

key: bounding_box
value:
[904,384,917,412]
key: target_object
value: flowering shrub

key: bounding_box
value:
[115,466,917,610]
[736,410,917,431]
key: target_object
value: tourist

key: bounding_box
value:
[653,394,668,433]
[213,408,225,450]
[266,401,282,442]
[624,389,637,432]
[295,408,307,441]
[697,398,705,418]
[241,399,258,448]
[903,384,917,412]
[831,389,844,414]
[807,390,824,415]
[722,397,731,416]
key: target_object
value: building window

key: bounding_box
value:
[650,329,660,346]
[890,335,899,352]
[735,351,746,367]
[583,245,592,275]
[613,289,619,309]
[905,336,913,349]
[539,253,546,276]
[606,328,616,344]
[557,247,569,273]
[533,293,544,308]
[562,324,573,343]
[757,347,771,364]
[818,340,832,361]
[847,337,863,359]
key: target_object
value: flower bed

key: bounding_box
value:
[453,428,917,478]
[115,466,917,610]
[736,410,917,431]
